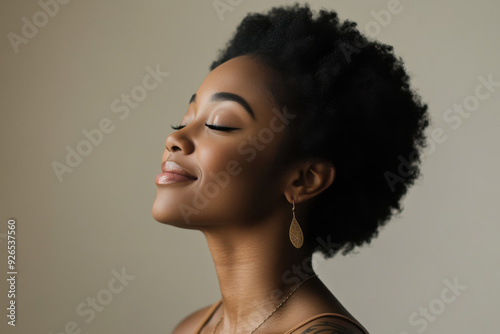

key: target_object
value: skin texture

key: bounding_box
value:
[152,55,365,333]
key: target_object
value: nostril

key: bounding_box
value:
[165,144,180,152]
[165,135,194,155]
[170,145,181,152]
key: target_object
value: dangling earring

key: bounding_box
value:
[289,200,304,248]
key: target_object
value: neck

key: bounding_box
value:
[200,210,315,332]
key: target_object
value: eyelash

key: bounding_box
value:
[170,123,240,132]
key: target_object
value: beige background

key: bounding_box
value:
[1,0,499,333]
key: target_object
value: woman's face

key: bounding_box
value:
[152,55,295,228]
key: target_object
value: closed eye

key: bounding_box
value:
[170,123,241,132]
[205,123,241,132]
[170,124,186,130]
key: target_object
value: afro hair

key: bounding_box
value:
[210,3,430,258]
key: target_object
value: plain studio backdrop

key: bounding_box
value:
[0,1,499,333]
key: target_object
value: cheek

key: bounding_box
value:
[193,138,283,223]
[196,142,250,205]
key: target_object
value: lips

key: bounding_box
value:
[155,161,198,185]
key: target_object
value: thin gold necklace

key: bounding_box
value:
[211,274,318,334]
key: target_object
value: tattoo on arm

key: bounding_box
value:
[300,321,356,334]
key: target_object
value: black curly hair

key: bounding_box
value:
[210,3,430,258]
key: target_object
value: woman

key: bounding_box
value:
[152,4,429,333]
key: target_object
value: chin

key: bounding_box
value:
[151,194,198,229]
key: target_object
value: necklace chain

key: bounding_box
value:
[211,274,318,334]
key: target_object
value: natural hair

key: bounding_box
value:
[210,3,430,258]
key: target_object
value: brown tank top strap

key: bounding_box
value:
[193,299,223,334]
[283,313,370,334]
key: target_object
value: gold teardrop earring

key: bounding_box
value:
[289,200,304,248]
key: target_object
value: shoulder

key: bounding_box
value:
[289,315,369,334]
[171,302,216,334]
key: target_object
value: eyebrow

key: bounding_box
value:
[189,92,256,120]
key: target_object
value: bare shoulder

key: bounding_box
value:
[292,316,368,334]
[171,303,214,334]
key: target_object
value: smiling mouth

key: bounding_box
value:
[155,172,197,184]
[155,161,198,185]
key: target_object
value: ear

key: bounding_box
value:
[284,160,335,204]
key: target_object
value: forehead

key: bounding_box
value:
[195,55,280,117]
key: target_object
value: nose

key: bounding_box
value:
[165,129,194,154]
